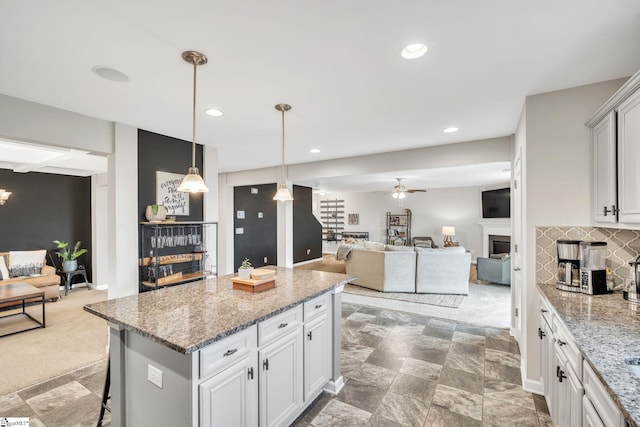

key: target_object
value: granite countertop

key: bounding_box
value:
[538,283,640,426]
[84,267,353,354]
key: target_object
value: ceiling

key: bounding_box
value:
[1,1,640,183]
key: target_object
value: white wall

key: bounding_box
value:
[519,77,627,392]
[319,186,494,259]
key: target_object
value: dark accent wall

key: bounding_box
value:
[233,184,277,271]
[293,185,323,263]
[0,169,92,279]
[137,129,204,223]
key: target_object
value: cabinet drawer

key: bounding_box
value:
[259,305,302,347]
[304,293,330,322]
[583,361,624,427]
[199,325,257,380]
[553,318,582,378]
[540,300,553,329]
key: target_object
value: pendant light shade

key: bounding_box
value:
[178,50,209,193]
[273,103,293,202]
[0,189,11,205]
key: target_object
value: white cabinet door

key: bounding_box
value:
[553,342,569,427]
[304,313,331,401]
[618,90,640,224]
[593,111,617,223]
[259,329,303,427]
[567,364,584,427]
[583,395,606,427]
[199,353,258,427]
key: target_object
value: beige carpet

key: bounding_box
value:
[0,287,108,396]
[344,284,465,308]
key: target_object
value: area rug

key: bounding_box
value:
[0,287,108,396]
[343,284,464,308]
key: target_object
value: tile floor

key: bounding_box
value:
[292,302,552,427]
[0,303,549,427]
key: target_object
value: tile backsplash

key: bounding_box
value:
[536,226,640,287]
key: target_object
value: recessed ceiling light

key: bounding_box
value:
[310,148,320,154]
[92,66,129,82]
[204,109,223,117]
[443,127,459,133]
[401,43,428,59]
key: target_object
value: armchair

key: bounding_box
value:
[477,256,511,285]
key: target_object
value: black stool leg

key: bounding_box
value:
[97,357,111,427]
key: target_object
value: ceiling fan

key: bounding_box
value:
[391,178,427,199]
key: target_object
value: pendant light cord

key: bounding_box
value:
[281,108,286,184]
[191,61,197,169]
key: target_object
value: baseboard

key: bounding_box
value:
[323,376,344,395]
[521,373,543,395]
[95,283,108,291]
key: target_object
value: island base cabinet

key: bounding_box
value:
[199,353,258,427]
[304,313,331,401]
[583,395,606,427]
[259,329,303,427]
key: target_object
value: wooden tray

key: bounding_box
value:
[232,276,276,293]
[156,271,182,285]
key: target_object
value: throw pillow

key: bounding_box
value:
[8,250,46,277]
[0,256,9,280]
[363,241,386,252]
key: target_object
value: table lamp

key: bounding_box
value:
[442,226,456,247]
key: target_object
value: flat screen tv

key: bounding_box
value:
[482,187,510,218]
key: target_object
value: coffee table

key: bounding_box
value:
[0,282,46,337]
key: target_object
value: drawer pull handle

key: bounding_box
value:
[248,367,254,380]
[557,340,566,347]
[538,327,546,339]
[278,322,288,329]
[307,331,313,340]
[540,308,548,313]
[315,304,322,309]
[263,359,269,371]
[223,348,238,357]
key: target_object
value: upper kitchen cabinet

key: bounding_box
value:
[588,69,640,228]
[592,111,617,224]
[618,90,640,223]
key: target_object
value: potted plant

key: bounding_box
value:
[53,240,88,272]
[238,258,253,279]
[145,204,167,222]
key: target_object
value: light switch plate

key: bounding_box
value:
[258,212,263,218]
[236,228,244,234]
[251,188,258,194]
[237,210,245,219]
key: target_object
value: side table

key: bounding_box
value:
[61,268,89,296]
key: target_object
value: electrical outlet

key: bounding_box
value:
[148,364,163,389]
[264,257,267,263]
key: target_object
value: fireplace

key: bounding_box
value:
[489,234,511,256]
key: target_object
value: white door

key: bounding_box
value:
[592,111,617,223]
[512,150,522,337]
[304,314,331,401]
[259,330,303,427]
[199,353,258,427]
[618,90,640,223]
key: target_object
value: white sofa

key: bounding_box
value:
[345,245,416,292]
[415,246,472,295]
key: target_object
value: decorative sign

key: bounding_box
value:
[156,171,189,216]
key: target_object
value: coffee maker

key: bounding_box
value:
[580,241,607,295]
[556,240,581,292]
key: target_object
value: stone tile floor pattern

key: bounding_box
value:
[292,303,552,427]
[0,303,549,427]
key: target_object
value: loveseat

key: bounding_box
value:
[345,244,416,292]
[0,250,61,304]
[343,242,472,295]
[415,246,472,294]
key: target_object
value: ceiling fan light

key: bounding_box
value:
[177,167,209,192]
[398,192,406,199]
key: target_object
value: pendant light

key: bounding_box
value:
[273,103,293,201]
[177,50,209,193]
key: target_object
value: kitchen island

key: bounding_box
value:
[85,267,353,427]
[538,283,640,427]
